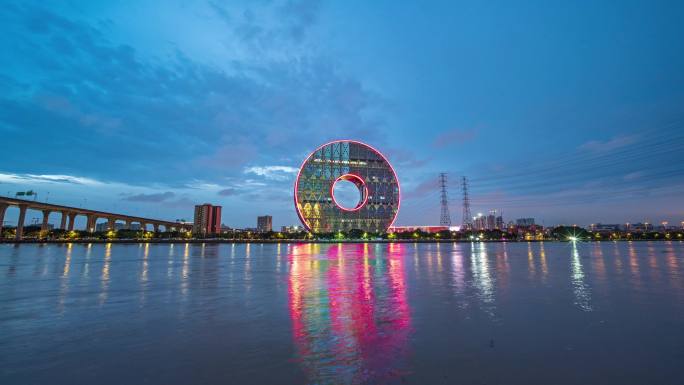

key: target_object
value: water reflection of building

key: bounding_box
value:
[288,243,411,384]
[449,243,467,309]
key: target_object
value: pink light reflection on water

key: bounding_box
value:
[288,243,412,384]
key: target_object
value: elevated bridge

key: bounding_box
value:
[0,196,191,240]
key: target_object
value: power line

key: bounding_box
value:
[468,124,684,187]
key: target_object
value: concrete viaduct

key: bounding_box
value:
[0,196,192,240]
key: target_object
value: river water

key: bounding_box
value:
[1,242,683,384]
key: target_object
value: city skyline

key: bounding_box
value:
[2,1,683,229]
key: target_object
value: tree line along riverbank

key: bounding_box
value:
[1,225,682,243]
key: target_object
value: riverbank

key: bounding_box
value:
[0,238,509,244]
[1,238,680,244]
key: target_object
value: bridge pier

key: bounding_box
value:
[125,220,132,230]
[140,222,147,232]
[108,217,116,231]
[59,211,68,230]
[0,203,7,237]
[67,212,77,231]
[41,210,51,232]
[86,214,96,233]
[153,223,159,233]
[16,204,27,240]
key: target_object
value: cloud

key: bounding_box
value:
[182,181,223,190]
[216,176,275,196]
[279,0,321,41]
[0,172,103,186]
[579,135,637,152]
[433,128,477,148]
[244,165,299,181]
[403,177,439,200]
[37,93,122,133]
[161,197,196,209]
[218,188,239,196]
[242,188,292,202]
[208,1,231,25]
[210,0,320,47]
[623,171,644,181]
[384,147,431,169]
[122,191,175,202]
[0,4,384,187]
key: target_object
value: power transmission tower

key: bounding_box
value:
[461,176,472,230]
[439,173,451,226]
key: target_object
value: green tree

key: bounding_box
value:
[347,229,364,239]
[551,226,590,241]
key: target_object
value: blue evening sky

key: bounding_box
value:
[1,0,683,228]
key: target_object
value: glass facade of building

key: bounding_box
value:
[294,140,400,233]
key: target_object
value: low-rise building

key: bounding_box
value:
[590,223,621,232]
[388,225,456,233]
[95,222,129,232]
[281,225,303,233]
[516,218,535,227]
[629,222,652,233]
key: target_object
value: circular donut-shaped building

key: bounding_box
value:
[294,140,400,233]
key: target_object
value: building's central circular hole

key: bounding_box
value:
[333,179,363,210]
